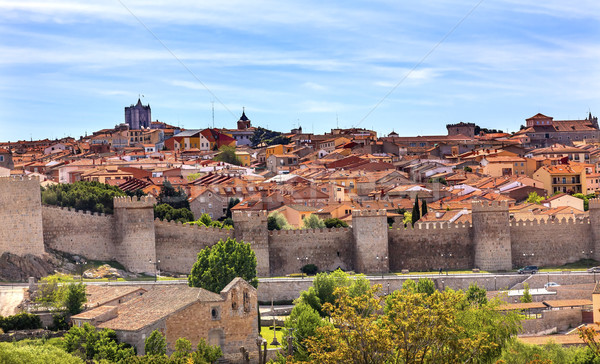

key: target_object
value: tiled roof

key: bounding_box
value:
[85,285,147,307]
[97,285,221,332]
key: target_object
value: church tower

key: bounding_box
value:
[237,108,251,130]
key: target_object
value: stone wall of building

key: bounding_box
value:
[155,220,233,274]
[388,222,473,272]
[352,209,388,274]
[0,177,45,256]
[472,200,512,271]
[510,218,592,268]
[42,205,116,261]
[268,227,354,277]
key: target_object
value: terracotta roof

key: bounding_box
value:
[97,285,221,331]
[85,285,147,308]
[496,302,546,311]
[543,299,592,308]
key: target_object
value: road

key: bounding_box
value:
[0,285,25,316]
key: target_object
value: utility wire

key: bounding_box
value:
[116,0,235,118]
[354,0,486,128]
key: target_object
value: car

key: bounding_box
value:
[518,266,538,274]
[544,282,560,289]
[588,267,600,273]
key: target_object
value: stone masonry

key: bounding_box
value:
[3,177,600,276]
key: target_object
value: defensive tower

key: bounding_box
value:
[352,209,389,274]
[232,211,270,276]
[114,196,157,273]
[472,200,512,271]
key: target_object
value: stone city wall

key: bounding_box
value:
[42,205,116,261]
[520,308,583,335]
[154,220,233,273]
[388,222,473,272]
[268,227,354,277]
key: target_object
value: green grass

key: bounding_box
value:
[260,326,285,349]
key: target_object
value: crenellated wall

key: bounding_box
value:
[389,222,473,272]
[155,219,233,273]
[5,175,600,277]
[42,205,116,261]
[510,217,593,268]
[268,227,354,277]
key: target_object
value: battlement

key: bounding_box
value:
[154,218,234,232]
[269,227,352,236]
[42,205,112,218]
[113,196,156,209]
[392,221,472,231]
[510,216,589,227]
[589,198,600,210]
[0,175,39,185]
[232,210,268,223]
[471,200,509,212]
[352,209,387,217]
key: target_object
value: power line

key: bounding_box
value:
[116,0,235,118]
[354,0,486,128]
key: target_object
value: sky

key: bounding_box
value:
[1,0,599,142]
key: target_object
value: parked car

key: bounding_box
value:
[588,267,600,273]
[518,266,538,274]
[544,282,560,289]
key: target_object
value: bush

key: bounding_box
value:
[323,218,348,228]
[0,313,42,332]
[51,313,69,331]
[301,264,318,275]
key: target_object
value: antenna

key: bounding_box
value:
[336,113,339,129]
[212,100,215,128]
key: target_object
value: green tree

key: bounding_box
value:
[144,330,166,356]
[302,214,325,229]
[465,282,488,306]
[170,338,192,361]
[225,198,240,219]
[214,145,242,166]
[0,342,84,364]
[282,302,328,361]
[192,338,223,363]
[521,282,533,303]
[526,192,544,204]
[250,127,290,147]
[323,218,349,228]
[188,237,258,293]
[464,166,473,172]
[41,181,126,214]
[63,282,87,315]
[421,199,428,216]
[267,211,291,230]
[154,203,194,223]
[403,211,412,226]
[63,323,134,361]
[412,196,420,225]
[158,181,190,210]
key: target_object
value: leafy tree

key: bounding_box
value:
[521,282,533,303]
[171,338,192,361]
[403,211,412,226]
[297,269,370,317]
[267,211,291,230]
[498,340,592,364]
[187,213,232,229]
[400,278,435,295]
[464,166,473,172]
[0,313,41,332]
[154,203,194,223]
[192,338,223,363]
[465,283,488,306]
[411,196,420,225]
[250,127,290,147]
[302,214,325,229]
[64,282,87,315]
[188,237,258,293]
[421,199,428,216]
[63,323,134,361]
[144,330,167,356]
[0,341,84,364]
[41,181,126,214]
[282,302,329,361]
[526,192,544,204]
[157,181,190,210]
[214,145,242,166]
[323,218,349,228]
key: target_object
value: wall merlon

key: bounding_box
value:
[589,198,600,209]
[352,209,387,217]
[113,195,156,209]
[471,199,509,212]
[268,227,352,236]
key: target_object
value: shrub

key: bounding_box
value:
[0,313,42,332]
[301,264,318,275]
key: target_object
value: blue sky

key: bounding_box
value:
[1,0,599,142]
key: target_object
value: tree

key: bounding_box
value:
[403,211,412,226]
[302,214,325,229]
[144,330,166,356]
[154,203,194,223]
[421,199,428,216]
[250,127,290,147]
[193,338,223,363]
[464,166,473,172]
[521,283,533,303]
[188,237,258,293]
[41,181,126,214]
[158,181,190,210]
[64,282,87,315]
[323,218,348,228]
[225,198,240,219]
[526,192,544,205]
[283,302,329,361]
[214,145,242,166]
[411,196,421,225]
[465,283,488,306]
[267,211,291,230]
[63,323,134,361]
[171,338,192,361]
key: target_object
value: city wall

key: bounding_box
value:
[3,177,600,277]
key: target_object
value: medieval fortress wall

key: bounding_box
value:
[2,176,600,276]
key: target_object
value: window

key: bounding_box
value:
[211,307,220,320]
[0,156,3,162]
[521,162,524,166]
[562,177,566,184]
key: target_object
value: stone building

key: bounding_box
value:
[125,98,151,130]
[72,278,258,361]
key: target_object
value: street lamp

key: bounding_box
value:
[149,259,160,282]
[75,260,87,281]
[297,256,308,278]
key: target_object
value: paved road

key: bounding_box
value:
[0,285,25,316]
